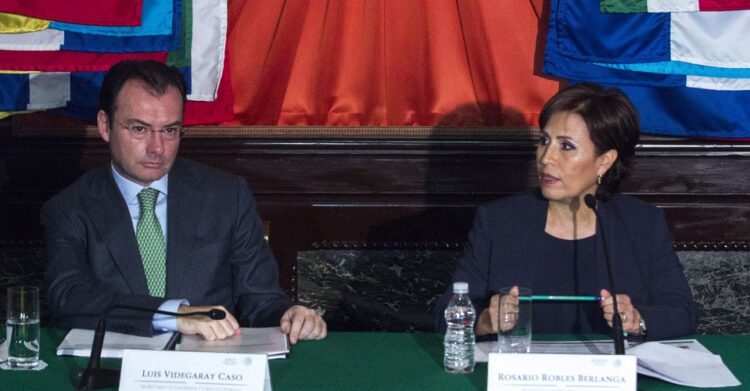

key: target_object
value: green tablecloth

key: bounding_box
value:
[1,329,747,390]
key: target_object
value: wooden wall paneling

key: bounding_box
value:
[2,125,749,299]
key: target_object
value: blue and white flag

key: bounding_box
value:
[546,1,750,90]
[545,0,750,138]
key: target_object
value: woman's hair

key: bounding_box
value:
[539,83,640,200]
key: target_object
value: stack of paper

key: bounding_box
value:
[56,329,177,358]
[0,339,7,362]
[177,327,289,360]
[628,341,741,388]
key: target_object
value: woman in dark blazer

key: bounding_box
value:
[435,83,696,340]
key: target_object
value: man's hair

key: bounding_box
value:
[98,60,187,121]
[539,83,640,200]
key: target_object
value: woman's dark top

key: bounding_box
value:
[533,233,604,334]
[434,191,697,340]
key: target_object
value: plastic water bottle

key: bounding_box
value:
[443,281,475,373]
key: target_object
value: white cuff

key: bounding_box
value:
[152,299,189,332]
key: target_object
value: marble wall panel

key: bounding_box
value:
[2,243,747,334]
[681,251,750,334]
[297,250,457,331]
[298,250,750,334]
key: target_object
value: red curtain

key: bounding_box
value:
[226,0,559,127]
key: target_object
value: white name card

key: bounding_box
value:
[488,353,637,391]
[119,349,271,391]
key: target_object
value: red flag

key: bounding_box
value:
[700,0,750,11]
[0,0,141,26]
[183,48,234,125]
[0,50,167,72]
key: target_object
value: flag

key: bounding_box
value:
[545,1,682,87]
[550,2,750,68]
[49,0,173,37]
[2,0,229,125]
[0,51,168,72]
[589,81,750,138]
[0,13,49,33]
[0,72,70,111]
[601,0,750,13]
[186,0,226,101]
[0,29,65,51]
[545,1,750,89]
[56,0,230,123]
[0,111,32,120]
[545,0,750,138]
[183,47,233,125]
[48,59,233,126]
[58,0,180,53]
[168,0,192,68]
[0,0,181,53]
[0,0,141,26]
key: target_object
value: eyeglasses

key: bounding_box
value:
[113,119,184,141]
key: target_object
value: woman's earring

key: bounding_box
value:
[596,174,602,185]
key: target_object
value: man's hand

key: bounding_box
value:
[176,305,240,341]
[280,305,327,344]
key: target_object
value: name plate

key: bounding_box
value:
[120,349,270,391]
[488,353,636,391]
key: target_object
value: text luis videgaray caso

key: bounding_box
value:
[141,370,245,381]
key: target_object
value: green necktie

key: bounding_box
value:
[136,188,166,297]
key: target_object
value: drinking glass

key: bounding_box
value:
[6,286,40,368]
[497,286,532,353]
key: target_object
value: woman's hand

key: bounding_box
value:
[600,289,642,334]
[476,286,520,336]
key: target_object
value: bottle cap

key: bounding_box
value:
[453,282,469,293]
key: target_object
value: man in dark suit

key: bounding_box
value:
[42,60,326,343]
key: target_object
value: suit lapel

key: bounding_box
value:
[85,167,150,294]
[165,160,204,297]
